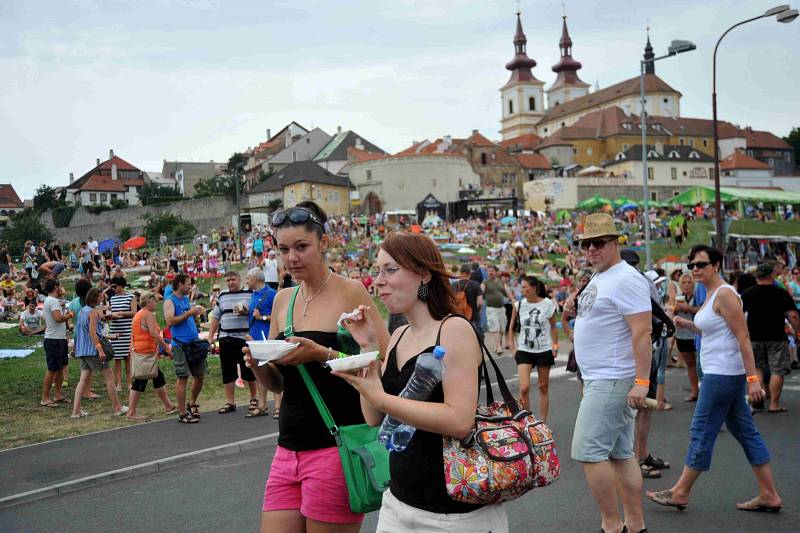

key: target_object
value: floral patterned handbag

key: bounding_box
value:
[442,340,560,504]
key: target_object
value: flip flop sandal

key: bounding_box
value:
[767,407,788,413]
[54,398,72,404]
[245,408,267,418]
[177,413,199,424]
[164,407,178,415]
[273,410,280,419]
[646,489,687,510]
[736,497,782,513]
[683,396,698,402]
[40,401,59,408]
[218,403,236,414]
[640,464,661,479]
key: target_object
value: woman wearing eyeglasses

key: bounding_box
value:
[332,231,508,532]
[244,201,390,533]
[647,244,782,513]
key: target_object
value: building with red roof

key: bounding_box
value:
[0,184,24,221]
[66,150,147,206]
[720,150,772,179]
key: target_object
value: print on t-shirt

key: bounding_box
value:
[577,285,597,318]
[517,299,556,352]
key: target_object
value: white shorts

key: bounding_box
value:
[376,489,508,533]
[486,306,507,333]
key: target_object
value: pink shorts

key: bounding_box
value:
[262,445,364,524]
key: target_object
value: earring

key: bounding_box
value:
[417,281,430,302]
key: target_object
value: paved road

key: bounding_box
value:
[2,360,799,532]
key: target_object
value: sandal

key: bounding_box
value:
[177,413,199,424]
[642,454,670,469]
[683,395,698,402]
[164,406,178,415]
[70,410,89,419]
[640,464,661,479]
[248,399,259,411]
[245,408,267,418]
[273,409,280,419]
[40,401,59,408]
[735,496,782,513]
[218,403,236,414]
[54,397,72,404]
[646,489,687,511]
[188,403,200,417]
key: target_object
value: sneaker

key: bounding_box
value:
[70,410,89,419]
[116,405,129,416]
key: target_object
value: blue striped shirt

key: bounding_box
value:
[75,306,103,357]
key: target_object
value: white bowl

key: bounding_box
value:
[247,340,299,363]
[325,351,381,372]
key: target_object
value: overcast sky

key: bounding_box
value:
[3,0,798,199]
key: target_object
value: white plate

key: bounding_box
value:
[247,340,299,364]
[325,351,381,372]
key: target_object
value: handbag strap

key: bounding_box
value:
[248,288,272,329]
[283,286,301,338]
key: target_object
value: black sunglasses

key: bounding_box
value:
[271,208,324,229]
[687,261,711,270]
[579,237,616,250]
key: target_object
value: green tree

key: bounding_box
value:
[142,213,196,242]
[783,127,800,166]
[33,185,59,211]
[139,182,182,205]
[1,212,53,254]
[118,227,132,241]
[193,175,234,198]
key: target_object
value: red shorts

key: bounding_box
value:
[262,445,363,524]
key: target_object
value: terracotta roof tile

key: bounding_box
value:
[0,184,23,208]
[347,146,388,163]
[515,153,551,169]
[77,175,129,192]
[500,133,542,150]
[463,131,497,147]
[721,151,771,171]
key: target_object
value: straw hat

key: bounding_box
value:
[578,213,619,240]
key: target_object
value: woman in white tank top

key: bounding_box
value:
[647,245,782,513]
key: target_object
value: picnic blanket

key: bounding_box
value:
[0,349,34,359]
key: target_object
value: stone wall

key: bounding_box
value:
[40,197,237,243]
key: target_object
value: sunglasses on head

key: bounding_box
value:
[580,237,616,250]
[686,261,711,270]
[271,208,323,229]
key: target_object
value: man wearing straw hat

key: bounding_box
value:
[571,213,653,533]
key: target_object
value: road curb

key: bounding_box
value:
[0,431,278,511]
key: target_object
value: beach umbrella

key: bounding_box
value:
[576,195,612,210]
[422,215,443,227]
[98,239,115,253]
[500,215,517,224]
[121,236,146,251]
[621,203,639,211]
[613,196,636,208]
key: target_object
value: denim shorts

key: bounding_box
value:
[571,377,636,462]
[172,343,208,378]
[685,373,770,471]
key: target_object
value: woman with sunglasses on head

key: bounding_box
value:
[647,244,782,513]
[332,231,508,532]
[244,201,390,533]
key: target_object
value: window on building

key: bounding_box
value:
[703,139,708,148]
[544,127,548,134]
[432,178,437,188]
[650,191,658,201]
[89,193,97,202]
[316,188,321,199]
[623,123,631,130]
[673,190,680,197]
[529,97,536,111]
[100,193,107,202]
[669,150,679,158]
[689,151,700,159]
[688,138,695,147]
[671,167,677,180]
[647,167,654,180]
[623,144,629,151]
[768,158,774,166]
[111,193,117,200]
[663,98,669,104]
[747,150,754,157]
[561,122,565,127]
[335,191,340,201]
[508,100,514,114]
[288,189,295,203]
[366,170,372,181]
[587,147,593,155]
[785,152,792,162]
[679,138,685,146]
[480,153,487,165]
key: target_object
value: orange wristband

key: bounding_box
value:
[634,379,650,386]
[746,375,759,383]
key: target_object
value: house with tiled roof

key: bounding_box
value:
[313,129,386,175]
[720,150,772,179]
[515,153,551,180]
[603,144,715,191]
[500,133,542,153]
[247,161,352,216]
[66,150,147,206]
[0,183,24,221]
[242,122,309,186]
[719,126,795,175]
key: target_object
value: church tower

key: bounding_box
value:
[499,12,545,141]
[546,15,590,108]
[643,30,655,74]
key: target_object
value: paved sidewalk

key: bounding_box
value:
[0,405,280,503]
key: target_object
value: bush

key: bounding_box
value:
[1,213,53,255]
[142,213,196,243]
[118,227,132,242]
[51,205,79,228]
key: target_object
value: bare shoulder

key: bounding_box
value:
[338,274,371,304]
[439,316,481,363]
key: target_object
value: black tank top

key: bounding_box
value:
[381,320,484,514]
[274,330,365,451]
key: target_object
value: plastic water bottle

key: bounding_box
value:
[377,345,446,452]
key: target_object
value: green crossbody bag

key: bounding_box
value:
[284,286,390,514]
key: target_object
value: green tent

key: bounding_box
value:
[577,195,612,210]
[612,196,636,208]
[671,186,800,206]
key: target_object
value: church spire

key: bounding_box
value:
[505,12,539,83]
[644,27,655,75]
[551,15,585,82]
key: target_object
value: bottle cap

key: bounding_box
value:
[433,346,446,359]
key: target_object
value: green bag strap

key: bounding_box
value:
[283,286,301,338]
[285,285,340,441]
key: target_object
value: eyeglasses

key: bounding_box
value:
[271,208,324,230]
[375,266,401,278]
[686,261,711,270]
[579,237,615,250]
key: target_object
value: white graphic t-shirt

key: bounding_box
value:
[516,298,556,353]
[574,260,650,380]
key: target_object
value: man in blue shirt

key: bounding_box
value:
[164,273,205,423]
[246,267,278,417]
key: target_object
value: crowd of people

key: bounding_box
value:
[2,197,799,532]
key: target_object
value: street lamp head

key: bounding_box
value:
[764,5,790,16]
[777,8,799,22]
[668,40,697,55]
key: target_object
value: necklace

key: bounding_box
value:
[300,270,333,317]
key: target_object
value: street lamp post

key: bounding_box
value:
[640,39,696,270]
[712,5,798,251]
